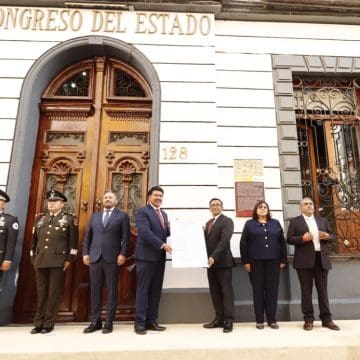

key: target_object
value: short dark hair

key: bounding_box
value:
[148,186,164,196]
[209,198,223,206]
[252,200,271,221]
[103,190,118,200]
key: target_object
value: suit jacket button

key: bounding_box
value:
[44,246,48,249]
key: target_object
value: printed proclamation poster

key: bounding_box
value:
[169,220,208,268]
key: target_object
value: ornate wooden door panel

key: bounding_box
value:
[14,57,152,322]
[95,60,152,319]
[98,109,150,318]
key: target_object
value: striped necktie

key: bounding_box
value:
[207,218,215,234]
[155,208,165,229]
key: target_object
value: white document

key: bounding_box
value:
[169,220,208,268]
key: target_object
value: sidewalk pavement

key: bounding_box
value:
[0,320,359,360]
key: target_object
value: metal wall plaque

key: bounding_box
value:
[235,182,265,217]
[234,159,264,217]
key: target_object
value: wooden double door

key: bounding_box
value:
[14,57,153,322]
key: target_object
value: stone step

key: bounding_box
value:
[0,321,359,360]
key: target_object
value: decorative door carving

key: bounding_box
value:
[14,57,152,322]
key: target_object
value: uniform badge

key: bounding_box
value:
[12,222,19,230]
[37,216,45,227]
[58,216,67,227]
[0,217,5,226]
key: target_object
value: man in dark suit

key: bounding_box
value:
[203,198,235,333]
[0,189,19,287]
[287,197,340,331]
[83,191,130,334]
[31,190,78,334]
[134,185,172,335]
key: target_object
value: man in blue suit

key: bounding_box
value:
[134,186,172,334]
[82,191,130,334]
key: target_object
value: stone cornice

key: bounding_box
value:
[3,1,360,24]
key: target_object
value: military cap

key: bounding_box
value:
[0,189,10,202]
[46,190,67,202]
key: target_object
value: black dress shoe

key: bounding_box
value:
[303,322,313,331]
[268,322,279,329]
[203,319,224,329]
[83,322,102,334]
[322,321,340,331]
[134,326,147,335]
[102,322,113,334]
[223,321,233,333]
[146,322,166,331]
[40,327,54,334]
[256,323,264,329]
[30,327,42,334]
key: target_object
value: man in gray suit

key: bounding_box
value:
[287,197,339,331]
[203,198,235,333]
[83,191,130,334]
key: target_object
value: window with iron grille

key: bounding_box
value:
[293,76,360,255]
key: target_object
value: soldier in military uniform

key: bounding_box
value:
[0,189,19,287]
[30,190,78,334]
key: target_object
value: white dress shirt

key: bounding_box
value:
[302,214,321,251]
[103,207,115,223]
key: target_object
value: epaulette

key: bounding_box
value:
[64,212,77,218]
[35,212,46,221]
[65,212,79,225]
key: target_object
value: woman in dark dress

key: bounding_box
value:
[240,200,287,329]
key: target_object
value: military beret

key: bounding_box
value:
[46,189,67,202]
[0,189,10,202]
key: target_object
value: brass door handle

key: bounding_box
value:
[81,200,88,212]
[95,198,102,211]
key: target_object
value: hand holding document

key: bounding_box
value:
[169,220,208,268]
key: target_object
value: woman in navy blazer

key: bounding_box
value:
[240,201,287,329]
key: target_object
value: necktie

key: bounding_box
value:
[207,218,215,234]
[49,215,55,224]
[103,210,111,227]
[155,208,165,229]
